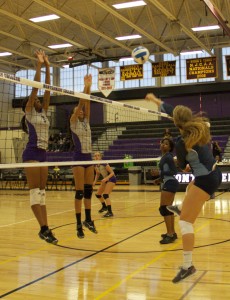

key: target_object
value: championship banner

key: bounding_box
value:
[152,61,176,77]
[98,67,115,97]
[120,64,143,81]
[186,57,217,79]
[226,56,230,76]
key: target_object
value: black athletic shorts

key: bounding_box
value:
[194,167,222,195]
[162,179,179,194]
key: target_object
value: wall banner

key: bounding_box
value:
[98,67,115,97]
[152,61,176,77]
[120,64,143,81]
[186,57,217,79]
[226,56,230,76]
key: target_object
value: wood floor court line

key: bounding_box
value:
[1,188,230,299]
[179,271,207,300]
[0,220,166,298]
[94,240,183,299]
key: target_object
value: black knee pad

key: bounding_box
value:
[159,205,173,216]
[103,194,109,200]
[84,184,93,199]
[95,194,102,199]
[75,190,84,200]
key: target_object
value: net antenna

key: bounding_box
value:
[0,71,172,169]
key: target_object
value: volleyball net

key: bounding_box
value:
[0,71,172,170]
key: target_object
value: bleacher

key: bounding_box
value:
[103,137,161,160]
[45,118,229,187]
[46,118,230,161]
[102,119,230,162]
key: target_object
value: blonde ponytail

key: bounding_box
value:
[173,105,211,150]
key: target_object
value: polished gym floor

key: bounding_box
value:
[0,185,230,299]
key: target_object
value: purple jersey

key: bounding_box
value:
[25,108,49,150]
[70,117,92,154]
[95,163,117,183]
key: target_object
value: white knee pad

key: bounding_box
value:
[30,188,40,206]
[40,189,46,206]
[179,220,194,236]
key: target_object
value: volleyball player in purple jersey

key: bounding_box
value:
[145,93,222,283]
[93,151,117,217]
[70,74,97,239]
[21,49,57,244]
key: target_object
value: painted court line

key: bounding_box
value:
[94,218,214,299]
[0,223,161,298]
[0,208,75,228]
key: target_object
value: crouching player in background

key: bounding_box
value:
[93,151,117,217]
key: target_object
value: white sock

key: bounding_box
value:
[183,251,193,269]
[178,204,182,210]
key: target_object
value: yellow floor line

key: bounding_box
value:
[95,218,214,299]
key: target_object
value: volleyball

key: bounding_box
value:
[131,46,150,64]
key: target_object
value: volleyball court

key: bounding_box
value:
[1,71,230,300]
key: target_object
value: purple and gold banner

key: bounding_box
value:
[226,56,230,76]
[186,57,217,79]
[120,64,143,81]
[152,61,176,77]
